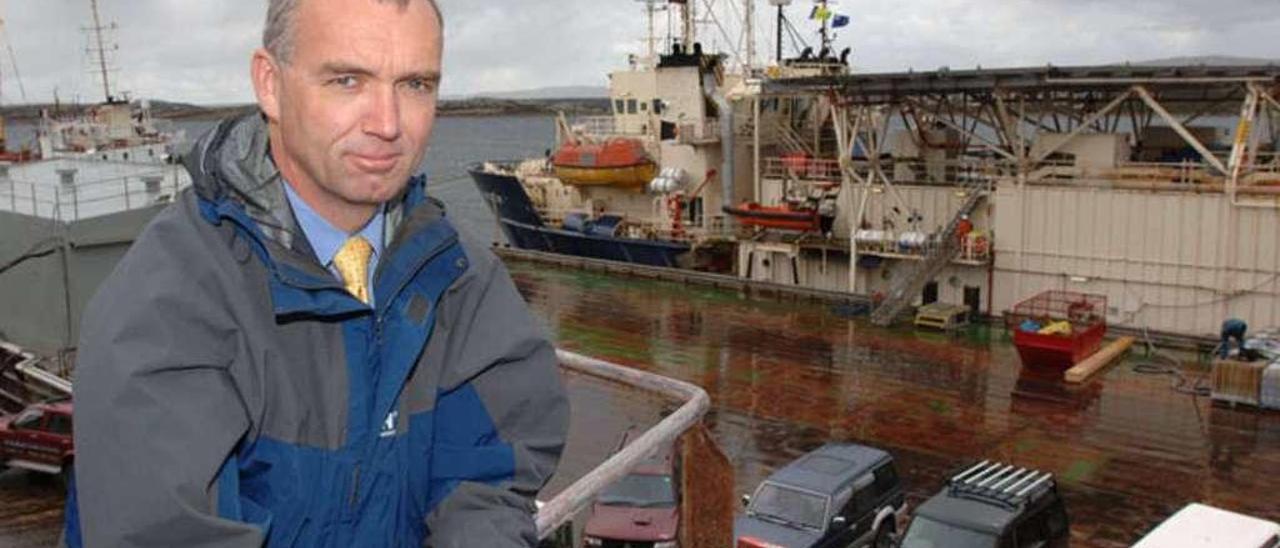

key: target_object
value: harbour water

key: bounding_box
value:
[4,113,555,242]
[2,114,1277,546]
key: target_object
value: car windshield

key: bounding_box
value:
[598,473,676,508]
[901,517,999,548]
[11,408,43,430]
[748,483,828,531]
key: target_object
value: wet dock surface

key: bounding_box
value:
[3,258,1278,546]
[512,260,1280,547]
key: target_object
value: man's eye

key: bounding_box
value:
[329,76,359,88]
[406,79,437,94]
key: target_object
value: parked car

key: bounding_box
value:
[582,458,679,548]
[899,460,1068,548]
[0,399,74,482]
[1133,503,1279,548]
[736,442,905,548]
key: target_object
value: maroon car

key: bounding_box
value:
[0,400,74,482]
[582,462,679,548]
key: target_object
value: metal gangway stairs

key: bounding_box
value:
[869,178,990,326]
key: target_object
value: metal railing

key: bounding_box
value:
[0,164,189,222]
[569,116,649,138]
[0,342,71,411]
[675,119,720,144]
[535,350,713,539]
[760,153,1280,190]
[763,156,843,182]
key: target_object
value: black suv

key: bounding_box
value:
[899,461,1069,548]
[735,442,906,548]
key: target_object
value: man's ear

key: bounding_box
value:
[251,48,282,121]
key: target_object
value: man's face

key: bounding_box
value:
[257,0,442,211]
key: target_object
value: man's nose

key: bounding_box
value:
[363,86,401,141]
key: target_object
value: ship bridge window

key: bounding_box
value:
[627,99,638,114]
[640,101,648,112]
[653,99,664,114]
[614,99,625,114]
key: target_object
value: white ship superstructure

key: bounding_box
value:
[474,0,1280,340]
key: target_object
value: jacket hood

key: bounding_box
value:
[185,112,304,250]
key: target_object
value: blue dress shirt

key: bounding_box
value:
[283,182,385,306]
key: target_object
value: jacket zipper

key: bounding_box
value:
[349,465,361,510]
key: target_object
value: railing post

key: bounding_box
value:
[123,177,132,210]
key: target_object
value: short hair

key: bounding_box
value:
[263,0,443,64]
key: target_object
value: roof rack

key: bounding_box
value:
[946,460,1055,511]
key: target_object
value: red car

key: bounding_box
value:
[0,400,74,482]
[582,460,679,548]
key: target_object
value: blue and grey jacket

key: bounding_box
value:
[65,113,569,547]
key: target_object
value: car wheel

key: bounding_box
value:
[872,523,896,548]
[58,461,72,491]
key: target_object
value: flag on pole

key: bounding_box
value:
[810,4,832,21]
[832,14,850,28]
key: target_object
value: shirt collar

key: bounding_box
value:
[283,181,385,268]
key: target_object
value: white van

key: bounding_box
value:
[1134,503,1279,548]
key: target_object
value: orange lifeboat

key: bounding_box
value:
[552,138,657,188]
[722,202,822,232]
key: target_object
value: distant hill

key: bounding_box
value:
[0,96,609,122]
[1126,55,1280,67]
[453,86,609,101]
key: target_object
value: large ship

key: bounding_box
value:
[0,0,191,367]
[471,0,1280,340]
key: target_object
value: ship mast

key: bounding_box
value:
[680,0,695,48]
[765,0,793,64]
[743,0,755,70]
[87,0,115,102]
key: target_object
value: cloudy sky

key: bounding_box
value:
[2,0,1277,105]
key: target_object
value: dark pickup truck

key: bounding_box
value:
[0,400,74,482]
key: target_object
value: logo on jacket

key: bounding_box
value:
[380,411,399,438]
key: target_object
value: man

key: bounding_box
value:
[1219,318,1249,359]
[64,0,569,546]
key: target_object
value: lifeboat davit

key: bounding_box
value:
[722,202,822,232]
[552,138,657,188]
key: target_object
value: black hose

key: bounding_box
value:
[1130,327,1210,396]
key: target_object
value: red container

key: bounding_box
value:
[1007,290,1108,369]
[1013,322,1106,369]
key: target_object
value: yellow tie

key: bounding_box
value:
[333,236,374,304]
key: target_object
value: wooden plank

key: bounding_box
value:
[1065,336,1136,384]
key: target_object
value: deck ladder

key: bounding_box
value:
[869,177,990,326]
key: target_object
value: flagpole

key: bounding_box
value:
[819,0,829,56]
[776,3,783,64]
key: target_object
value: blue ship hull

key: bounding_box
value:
[468,164,691,268]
